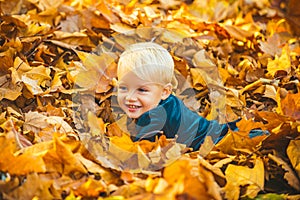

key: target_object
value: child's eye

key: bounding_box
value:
[138,88,148,92]
[118,86,127,91]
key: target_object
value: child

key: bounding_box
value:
[116,42,266,151]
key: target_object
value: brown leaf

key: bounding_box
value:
[259,33,285,56]
[23,111,74,142]
[223,24,254,41]
[0,54,13,76]
[268,153,300,191]
[0,82,22,101]
[0,0,24,15]
[286,0,300,35]
[6,173,55,200]
[53,31,95,47]
[260,122,298,156]
[190,67,207,90]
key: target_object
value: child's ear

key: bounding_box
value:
[161,83,173,100]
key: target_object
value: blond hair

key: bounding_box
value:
[117,42,177,88]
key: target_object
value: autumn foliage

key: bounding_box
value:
[0,0,300,199]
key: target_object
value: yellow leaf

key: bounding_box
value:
[267,44,291,77]
[145,177,169,194]
[74,51,116,92]
[160,28,190,43]
[198,136,215,157]
[190,68,207,90]
[28,0,63,10]
[263,84,277,101]
[12,57,32,82]
[147,145,162,164]
[23,65,51,87]
[21,76,44,95]
[286,139,300,186]
[224,157,264,199]
[137,145,151,170]
[110,22,135,34]
[53,31,95,47]
[110,134,136,152]
[49,69,63,92]
[0,85,22,101]
[87,112,106,136]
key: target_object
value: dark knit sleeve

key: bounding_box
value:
[174,97,237,151]
[188,117,244,150]
[188,118,229,150]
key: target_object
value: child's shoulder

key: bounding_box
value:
[159,94,191,113]
[161,94,200,117]
[159,94,180,106]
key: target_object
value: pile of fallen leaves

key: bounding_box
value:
[0,0,300,199]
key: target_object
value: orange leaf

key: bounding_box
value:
[43,136,87,175]
[163,156,220,199]
[96,1,120,24]
[280,92,300,120]
[216,118,268,154]
[0,136,46,175]
[73,177,107,197]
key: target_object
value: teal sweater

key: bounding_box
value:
[129,94,267,150]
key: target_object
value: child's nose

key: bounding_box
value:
[125,90,137,101]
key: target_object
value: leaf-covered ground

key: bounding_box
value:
[0,0,300,199]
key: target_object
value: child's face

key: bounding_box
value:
[117,72,171,119]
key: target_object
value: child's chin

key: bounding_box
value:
[126,112,141,119]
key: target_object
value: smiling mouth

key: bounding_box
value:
[127,105,141,109]
[126,104,141,111]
